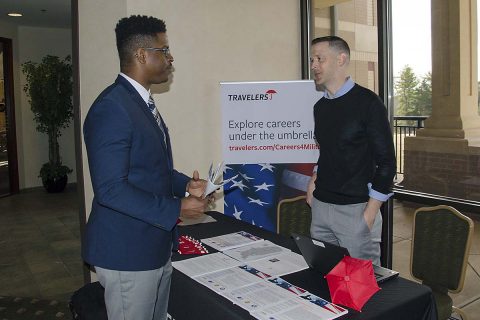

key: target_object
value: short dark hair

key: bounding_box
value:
[115,15,167,68]
[311,36,350,58]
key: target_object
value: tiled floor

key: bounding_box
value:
[0,188,479,318]
[0,185,84,302]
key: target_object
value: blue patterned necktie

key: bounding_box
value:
[147,95,167,146]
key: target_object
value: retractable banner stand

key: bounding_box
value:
[221,81,322,232]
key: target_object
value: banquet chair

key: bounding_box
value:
[410,205,474,320]
[276,195,311,237]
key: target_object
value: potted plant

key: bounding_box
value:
[22,55,73,193]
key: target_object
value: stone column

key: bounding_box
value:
[402,0,480,200]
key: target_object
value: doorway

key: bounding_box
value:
[0,37,19,197]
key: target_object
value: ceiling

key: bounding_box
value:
[0,0,71,29]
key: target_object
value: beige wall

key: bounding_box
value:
[1,22,76,189]
[78,0,302,216]
[17,26,74,189]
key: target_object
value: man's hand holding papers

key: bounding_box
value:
[203,162,238,198]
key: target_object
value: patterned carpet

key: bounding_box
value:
[0,296,70,319]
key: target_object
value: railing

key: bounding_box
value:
[393,116,428,175]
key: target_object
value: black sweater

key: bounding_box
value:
[313,84,396,205]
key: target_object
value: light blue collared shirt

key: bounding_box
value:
[318,76,393,202]
[323,76,355,99]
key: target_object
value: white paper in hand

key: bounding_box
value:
[202,161,238,198]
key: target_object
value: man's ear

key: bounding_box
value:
[135,48,147,64]
[337,52,348,67]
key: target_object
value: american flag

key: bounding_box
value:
[223,163,311,232]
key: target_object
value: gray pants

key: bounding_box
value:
[310,198,382,265]
[95,259,173,320]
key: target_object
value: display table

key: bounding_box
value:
[168,211,437,320]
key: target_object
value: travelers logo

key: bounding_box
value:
[266,89,277,100]
[228,89,278,101]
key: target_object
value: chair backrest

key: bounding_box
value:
[410,205,474,293]
[277,195,312,237]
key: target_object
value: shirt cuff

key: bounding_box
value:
[368,183,393,202]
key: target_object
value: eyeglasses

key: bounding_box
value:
[144,47,171,57]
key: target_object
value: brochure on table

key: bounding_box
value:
[172,252,241,278]
[201,230,263,251]
[173,232,347,320]
[194,266,266,298]
[223,240,291,262]
[173,249,307,279]
[246,252,309,277]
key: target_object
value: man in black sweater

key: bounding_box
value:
[306,36,396,265]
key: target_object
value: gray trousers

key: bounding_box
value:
[310,198,382,265]
[95,259,173,320]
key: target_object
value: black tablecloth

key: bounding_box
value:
[168,211,437,320]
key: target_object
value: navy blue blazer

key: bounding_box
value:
[83,75,190,271]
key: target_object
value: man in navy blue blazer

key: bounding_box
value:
[83,15,208,320]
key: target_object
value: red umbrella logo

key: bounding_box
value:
[325,256,381,312]
[266,89,277,100]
